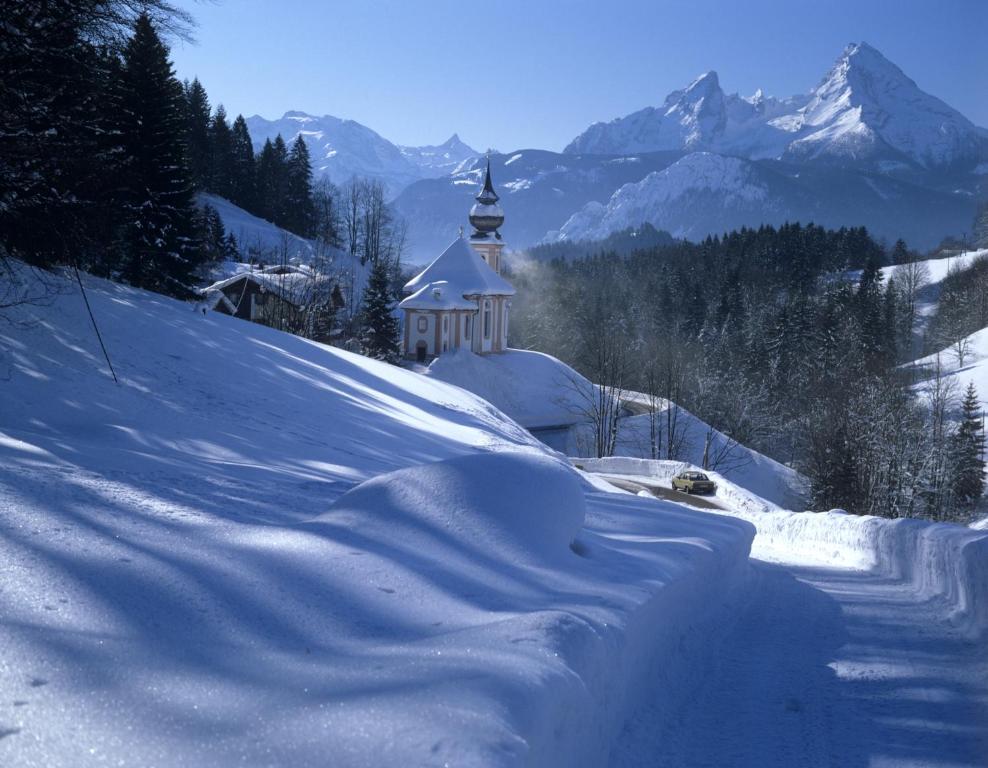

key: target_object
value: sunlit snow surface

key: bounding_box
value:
[1,264,986,767]
[0,266,753,767]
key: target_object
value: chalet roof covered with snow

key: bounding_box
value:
[403,236,515,297]
[202,265,333,306]
[398,280,478,311]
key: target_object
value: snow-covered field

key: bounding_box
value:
[0,266,755,767]
[2,265,986,766]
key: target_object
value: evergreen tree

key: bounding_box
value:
[360,258,400,363]
[890,238,910,265]
[286,135,316,236]
[230,114,256,210]
[256,134,289,224]
[953,382,986,506]
[271,134,289,225]
[0,2,122,267]
[209,104,234,198]
[117,13,201,297]
[183,78,211,189]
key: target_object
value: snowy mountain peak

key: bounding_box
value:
[399,134,479,178]
[564,43,985,170]
[787,41,984,168]
[564,70,728,155]
[681,70,721,97]
[245,111,422,195]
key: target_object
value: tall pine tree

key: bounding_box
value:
[230,114,256,210]
[209,104,234,198]
[286,135,316,237]
[953,382,986,506]
[0,2,122,267]
[183,78,211,189]
[256,135,289,225]
[360,257,400,363]
[117,13,200,297]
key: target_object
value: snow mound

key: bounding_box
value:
[719,508,988,640]
[319,452,585,564]
[425,348,595,429]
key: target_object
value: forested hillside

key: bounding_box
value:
[510,224,986,521]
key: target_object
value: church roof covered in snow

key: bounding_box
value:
[403,236,515,297]
[398,280,478,311]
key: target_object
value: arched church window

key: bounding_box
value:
[483,303,491,339]
[417,316,428,333]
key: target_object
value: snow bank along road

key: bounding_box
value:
[612,558,988,767]
[1,267,986,767]
[581,461,988,767]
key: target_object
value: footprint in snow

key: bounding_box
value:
[0,727,21,740]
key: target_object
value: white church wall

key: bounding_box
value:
[407,312,436,357]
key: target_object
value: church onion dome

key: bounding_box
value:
[469,158,504,239]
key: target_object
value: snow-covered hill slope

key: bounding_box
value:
[197,192,371,305]
[566,43,986,172]
[199,192,315,258]
[912,322,988,398]
[548,152,778,242]
[547,152,974,247]
[0,267,756,767]
[246,111,424,195]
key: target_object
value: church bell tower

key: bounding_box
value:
[468,157,505,275]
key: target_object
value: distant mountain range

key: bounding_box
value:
[565,43,985,171]
[245,112,478,197]
[249,43,987,261]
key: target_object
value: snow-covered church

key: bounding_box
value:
[400,160,515,362]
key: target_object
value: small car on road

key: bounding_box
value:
[671,471,716,495]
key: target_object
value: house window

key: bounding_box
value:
[443,316,448,333]
[464,315,471,339]
[417,316,428,333]
[503,306,509,340]
[483,303,491,339]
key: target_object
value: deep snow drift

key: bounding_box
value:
[0,266,754,767]
[425,348,595,429]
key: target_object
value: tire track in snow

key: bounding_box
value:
[610,559,988,767]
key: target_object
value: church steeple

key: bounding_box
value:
[469,157,504,240]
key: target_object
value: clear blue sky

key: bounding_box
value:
[169,0,987,152]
